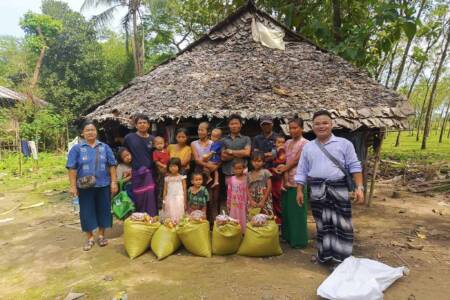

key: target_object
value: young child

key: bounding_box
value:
[163,158,187,223]
[202,128,223,187]
[248,151,273,216]
[226,159,248,232]
[116,147,133,197]
[187,172,209,214]
[272,135,288,190]
[153,136,170,210]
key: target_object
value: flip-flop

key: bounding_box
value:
[83,239,95,251]
[97,236,108,247]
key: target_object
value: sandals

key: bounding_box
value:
[97,236,108,247]
[83,239,95,251]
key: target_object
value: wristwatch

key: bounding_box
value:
[356,185,364,192]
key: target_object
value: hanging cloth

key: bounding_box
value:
[21,140,30,158]
[28,141,38,160]
[251,17,286,50]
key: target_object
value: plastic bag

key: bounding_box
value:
[212,221,242,255]
[177,218,211,258]
[317,256,408,300]
[251,214,269,227]
[112,180,135,220]
[150,224,181,260]
[237,220,282,257]
[124,217,160,259]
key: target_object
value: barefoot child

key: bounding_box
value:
[202,128,223,187]
[116,147,133,198]
[187,172,209,214]
[163,158,187,223]
[226,159,247,231]
[153,136,170,209]
[248,151,273,216]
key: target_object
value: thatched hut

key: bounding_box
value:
[84,1,412,200]
[0,85,47,107]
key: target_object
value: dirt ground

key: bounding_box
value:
[0,181,449,300]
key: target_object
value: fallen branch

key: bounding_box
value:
[392,251,410,268]
[408,184,450,193]
[19,202,44,210]
[0,204,22,216]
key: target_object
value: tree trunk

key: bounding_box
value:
[394,131,401,147]
[385,42,399,87]
[131,1,142,76]
[30,27,46,94]
[331,0,342,44]
[392,0,426,90]
[439,101,450,143]
[422,28,450,150]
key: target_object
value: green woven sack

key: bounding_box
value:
[124,219,160,259]
[112,180,135,220]
[177,219,212,258]
[237,220,282,257]
[212,222,242,255]
[150,224,181,260]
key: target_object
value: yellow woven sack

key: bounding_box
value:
[237,220,282,257]
[124,219,160,259]
[150,224,181,260]
[177,219,212,257]
[212,222,242,255]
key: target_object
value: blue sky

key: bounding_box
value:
[0,0,124,37]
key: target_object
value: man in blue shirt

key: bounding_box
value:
[295,110,364,264]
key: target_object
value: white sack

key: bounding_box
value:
[317,256,408,300]
[251,18,285,50]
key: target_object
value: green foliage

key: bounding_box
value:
[0,36,30,88]
[0,152,67,191]
[100,31,135,84]
[19,12,62,53]
[382,130,450,162]
[37,0,122,117]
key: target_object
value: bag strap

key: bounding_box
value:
[94,145,100,173]
[314,139,349,177]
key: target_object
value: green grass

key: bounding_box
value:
[382,130,450,162]
[0,152,67,192]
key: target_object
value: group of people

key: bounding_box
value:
[67,109,364,265]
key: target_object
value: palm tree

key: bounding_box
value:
[82,0,145,76]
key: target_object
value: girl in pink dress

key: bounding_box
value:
[226,159,247,232]
[163,158,186,223]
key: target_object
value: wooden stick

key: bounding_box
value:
[0,204,22,216]
[368,128,385,206]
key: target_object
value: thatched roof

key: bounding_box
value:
[0,86,48,107]
[85,1,413,132]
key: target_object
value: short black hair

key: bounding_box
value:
[251,150,265,161]
[232,158,246,167]
[80,120,96,132]
[167,157,182,172]
[116,147,130,163]
[228,114,242,124]
[288,117,304,128]
[191,172,204,181]
[176,127,189,136]
[312,110,332,121]
[133,113,150,125]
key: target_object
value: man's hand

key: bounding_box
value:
[296,185,304,207]
[353,189,364,204]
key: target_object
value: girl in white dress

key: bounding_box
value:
[163,157,186,223]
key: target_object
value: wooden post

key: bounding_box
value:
[15,120,22,176]
[362,132,371,201]
[368,128,386,206]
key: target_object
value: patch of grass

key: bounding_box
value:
[0,152,67,192]
[382,131,450,162]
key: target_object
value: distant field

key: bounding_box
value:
[382,130,450,162]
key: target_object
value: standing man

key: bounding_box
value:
[295,110,364,263]
[123,114,158,216]
[252,116,282,223]
[221,114,251,183]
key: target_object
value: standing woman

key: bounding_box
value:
[67,121,118,251]
[191,122,220,223]
[123,114,158,216]
[168,128,192,175]
[279,118,309,248]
